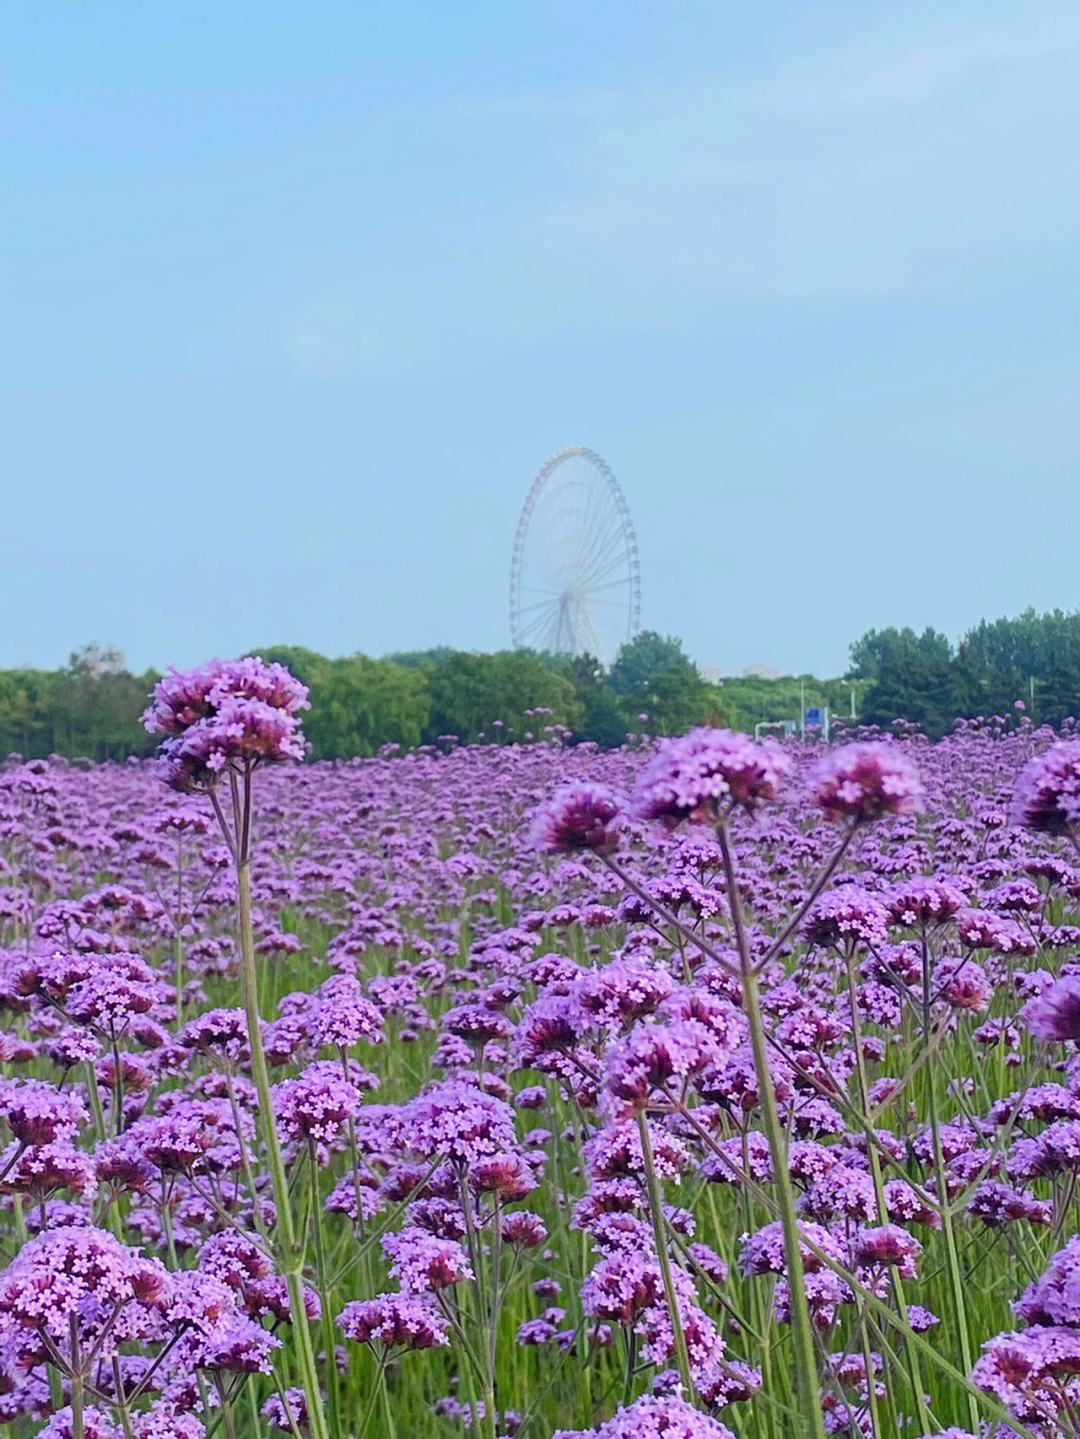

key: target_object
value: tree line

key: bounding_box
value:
[850,608,1080,736]
[0,646,159,763]
[0,635,852,762]
[2,609,1078,761]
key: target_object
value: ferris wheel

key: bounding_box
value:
[509,446,641,667]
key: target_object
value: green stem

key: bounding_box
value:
[857,1306,882,1439]
[458,1176,497,1439]
[379,1353,398,1439]
[86,1061,124,1234]
[716,820,826,1439]
[48,1355,64,1416]
[637,1111,694,1400]
[12,1195,28,1248]
[224,1068,272,1246]
[110,1034,125,1135]
[237,856,330,1439]
[435,1291,489,1392]
[245,1374,263,1438]
[922,934,980,1435]
[215,1376,237,1439]
[358,1353,387,1439]
[488,1193,502,1426]
[309,1139,343,1439]
[70,1315,85,1439]
[112,1357,136,1439]
[844,943,932,1435]
[85,1062,108,1142]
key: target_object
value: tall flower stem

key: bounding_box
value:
[637,1111,694,1400]
[357,1353,388,1439]
[70,1315,85,1439]
[488,1194,503,1418]
[843,943,932,1435]
[214,1376,237,1439]
[237,857,330,1439]
[716,820,827,1439]
[308,1139,343,1439]
[921,932,980,1435]
[378,1354,398,1439]
[757,818,859,971]
[339,1047,372,1284]
[113,1358,136,1439]
[224,1069,271,1247]
[458,1175,497,1439]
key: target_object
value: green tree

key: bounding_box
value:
[860,648,957,738]
[957,609,1080,725]
[258,646,335,690]
[608,631,714,735]
[310,656,430,757]
[260,647,430,757]
[848,627,953,682]
[543,652,629,747]
[849,627,958,737]
[421,650,581,745]
[0,672,49,756]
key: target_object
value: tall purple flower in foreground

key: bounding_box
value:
[632,727,791,826]
[145,656,329,1439]
[622,726,830,1426]
[810,742,922,823]
[1011,741,1080,835]
[143,657,309,794]
[531,783,622,855]
[1022,977,1080,1044]
[143,656,309,734]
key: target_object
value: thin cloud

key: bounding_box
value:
[282,4,1080,380]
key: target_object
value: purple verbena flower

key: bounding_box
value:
[810,743,922,823]
[553,1392,736,1439]
[144,658,308,791]
[1011,741,1080,834]
[338,1293,449,1349]
[632,727,791,827]
[1022,976,1080,1043]
[531,784,623,855]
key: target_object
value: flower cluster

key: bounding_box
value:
[810,741,923,822]
[143,657,308,791]
[554,1394,737,1439]
[1011,740,1080,834]
[531,783,623,855]
[632,727,791,825]
[6,672,1080,1439]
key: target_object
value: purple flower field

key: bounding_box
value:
[4,659,1080,1438]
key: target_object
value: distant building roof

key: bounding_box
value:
[741,664,781,680]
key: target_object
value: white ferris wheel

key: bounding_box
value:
[509,446,641,668]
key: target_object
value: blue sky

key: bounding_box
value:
[3,1,1078,677]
